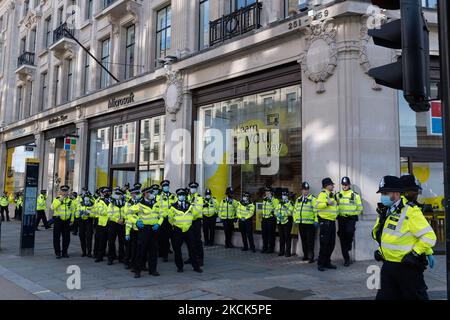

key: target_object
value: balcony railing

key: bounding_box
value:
[17,52,35,68]
[53,23,75,44]
[209,0,262,47]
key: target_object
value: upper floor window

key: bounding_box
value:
[84,50,91,94]
[40,72,48,111]
[100,38,111,88]
[199,0,209,50]
[125,24,136,79]
[30,28,37,53]
[66,59,74,102]
[156,5,171,61]
[285,0,306,17]
[226,0,256,14]
[422,0,437,8]
[44,16,52,48]
[24,0,30,17]
[86,0,93,20]
[58,7,64,26]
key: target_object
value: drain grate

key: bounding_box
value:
[255,287,315,300]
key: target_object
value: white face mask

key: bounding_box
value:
[242,197,249,202]
[282,195,288,201]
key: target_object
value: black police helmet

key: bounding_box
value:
[341,176,351,186]
[205,189,212,196]
[376,175,403,193]
[400,174,422,192]
[321,178,334,188]
[301,182,310,190]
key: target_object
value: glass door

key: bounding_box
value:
[111,169,135,189]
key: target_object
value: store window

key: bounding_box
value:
[112,122,136,164]
[4,144,37,195]
[88,127,110,191]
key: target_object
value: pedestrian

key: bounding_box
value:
[94,187,111,263]
[400,174,423,206]
[107,188,127,265]
[218,187,239,248]
[202,189,218,246]
[373,175,436,300]
[186,182,204,266]
[316,177,338,271]
[275,190,294,257]
[124,187,141,270]
[236,191,255,252]
[294,182,318,263]
[77,188,95,257]
[337,177,363,266]
[0,191,10,222]
[35,190,50,230]
[261,186,279,254]
[169,188,203,273]
[14,192,23,221]
[157,180,176,262]
[134,185,162,278]
[51,185,75,259]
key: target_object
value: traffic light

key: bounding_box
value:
[368,0,431,112]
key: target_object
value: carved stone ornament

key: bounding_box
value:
[299,20,337,94]
[76,105,84,120]
[360,16,383,91]
[34,121,40,132]
[163,68,183,122]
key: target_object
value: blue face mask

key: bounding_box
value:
[163,186,170,193]
[380,195,394,207]
[178,195,185,202]
[190,188,197,194]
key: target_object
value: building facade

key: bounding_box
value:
[0,0,442,260]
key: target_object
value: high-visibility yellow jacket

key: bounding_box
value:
[337,189,363,217]
[93,198,110,226]
[293,194,318,224]
[72,196,81,218]
[136,199,163,226]
[15,196,23,208]
[315,189,338,221]
[0,195,9,207]
[169,202,194,233]
[125,190,131,202]
[275,200,294,224]
[188,193,204,220]
[125,202,139,236]
[107,203,127,224]
[236,202,255,220]
[36,194,47,211]
[77,195,95,220]
[218,198,239,220]
[51,197,75,222]
[261,197,279,219]
[203,197,218,217]
[372,196,436,262]
[158,192,177,218]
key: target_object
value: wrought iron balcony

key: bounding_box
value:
[17,52,35,68]
[53,23,75,44]
[209,0,262,47]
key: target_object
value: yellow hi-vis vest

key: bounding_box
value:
[107,203,126,224]
[169,203,194,232]
[15,196,23,208]
[36,194,47,211]
[137,200,163,226]
[293,194,317,224]
[337,189,363,217]
[203,197,218,217]
[77,196,95,220]
[125,202,139,236]
[0,196,9,207]
[262,197,279,219]
[315,189,338,221]
[51,197,74,221]
[275,201,294,224]
[188,193,204,220]
[158,192,177,218]
[218,198,238,220]
[94,199,110,226]
[236,202,255,220]
[372,196,436,263]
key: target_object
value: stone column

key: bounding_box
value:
[73,119,88,192]
[34,131,45,191]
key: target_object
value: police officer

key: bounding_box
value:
[124,187,141,270]
[236,192,255,252]
[400,174,423,206]
[169,188,203,273]
[14,191,23,221]
[373,175,436,300]
[51,185,75,258]
[261,186,279,254]
[186,182,204,266]
[218,187,239,248]
[157,180,176,262]
[337,177,363,267]
[203,189,218,246]
[35,190,50,230]
[134,185,163,278]
[77,188,95,257]
[316,178,338,271]
[107,188,127,265]
[0,191,10,222]
[294,182,318,263]
[275,191,294,257]
[94,187,111,263]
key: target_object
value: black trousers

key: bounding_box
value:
[239,218,255,250]
[318,218,336,267]
[108,222,125,262]
[376,261,429,300]
[203,215,217,245]
[337,216,357,262]
[72,218,80,235]
[36,210,49,228]
[222,219,235,247]
[262,216,276,252]
[79,218,94,255]
[135,226,158,273]
[125,229,138,266]
[53,219,71,255]
[192,219,204,264]
[158,217,172,259]
[94,224,108,260]
[14,207,22,220]
[278,218,293,255]
[171,227,200,270]
[0,206,9,221]
[298,223,316,260]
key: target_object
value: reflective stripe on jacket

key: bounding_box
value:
[337,190,363,217]
[315,190,338,221]
[293,194,317,224]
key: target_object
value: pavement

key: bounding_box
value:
[0,220,447,300]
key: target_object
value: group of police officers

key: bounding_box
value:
[33,173,436,299]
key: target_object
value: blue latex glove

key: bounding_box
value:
[125,235,130,241]
[240,218,245,222]
[427,255,435,269]
[136,220,144,229]
[152,224,160,231]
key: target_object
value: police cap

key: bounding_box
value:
[60,185,70,192]
[321,178,334,188]
[176,188,187,196]
[189,182,199,188]
[161,180,170,187]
